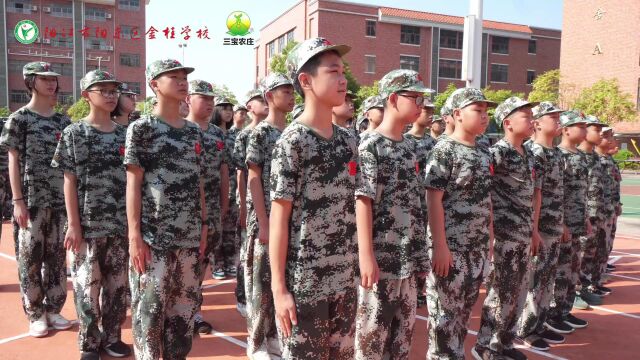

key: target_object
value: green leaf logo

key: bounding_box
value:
[15,20,39,44]
[226,11,252,36]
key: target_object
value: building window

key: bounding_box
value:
[86,64,99,72]
[267,41,275,59]
[528,39,537,54]
[51,4,72,18]
[120,25,134,39]
[10,90,30,104]
[365,55,376,74]
[126,82,141,94]
[50,62,73,76]
[85,7,107,21]
[490,64,509,83]
[120,53,141,67]
[526,70,536,85]
[118,0,140,10]
[400,55,420,72]
[400,25,420,45]
[57,92,74,105]
[440,29,463,50]
[7,0,32,14]
[286,30,294,44]
[86,39,111,50]
[278,36,285,53]
[438,59,462,79]
[366,20,376,37]
[51,37,73,48]
[8,60,28,74]
[491,36,509,54]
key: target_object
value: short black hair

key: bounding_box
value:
[294,49,340,98]
[24,74,59,99]
[211,106,226,127]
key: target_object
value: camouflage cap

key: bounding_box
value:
[378,69,434,99]
[188,79,216,97]
[245,88,263,105]
[559,110,587,128]
[431,115,444,123]
[449,87,497,110]
[494,96,539,128]
[119,82,138,95]
[362,95,385,113]
[23,61,60,78]
[233,104,247,112]
[584,114,605,127]
[145,59,194,83]
[80,69,122,91]
[532,101,564,119]
[356,115,369,129]
[215,96,233,106]
[601,126,613,134]
[423,98,435,108]
[151,97,158,106]
[440,103,452,117]
[285,37,351,84]
[292,103,305,120]
[262,72,293,96]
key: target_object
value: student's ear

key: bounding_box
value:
[81,90,90,101]
[298,72,312,92]
[453,108,462,122]
[185,95,193,106]
[149,79,159,93]
[388,93,398,109]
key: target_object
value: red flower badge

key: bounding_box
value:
[119,145,125,157]
[489,163,494,176]
[55,132,61,141]
[348,161,357,176]
[216,141,224,151]
[195,142,202,155]
[415,162,420,174]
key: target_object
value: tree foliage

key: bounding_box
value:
[571,78,637,124]
[66,99,90,121]
[528,69,559,103]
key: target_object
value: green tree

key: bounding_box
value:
[433,83,458,114]
[571,79,637,124]
[213,84,238,104]
[355,81,379,113]
[136,97,155,115]
[482,87,524,133]
[0,106,11,117]
[66,99,90,121]
[528,69,560,103]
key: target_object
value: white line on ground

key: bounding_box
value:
[415,315,568,360]
[611,250,640,258]
[0,252,16,261]
[209,329,248,348]
[202,279,236,289]
[591,306,640,320]
[609,273,640,281]
[615,234,640,240]
[0,320,79,345]
[608,256,622,265]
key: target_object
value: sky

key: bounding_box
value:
[145,0,563,98]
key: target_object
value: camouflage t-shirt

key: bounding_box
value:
[356,132,428,279]
[245,121,282,239]
[124,115,205,250]
[583,151,605,221]
[403,133,436,223]
[270,122,358,303]
[423,136,492,252]
[526,142,564,237]
[233,126,253,208]
[598,153,615,218]
[490,139,535,243]
[476,134,492,148]
[611,158,622,208]
[51,121,127,238]
[558,147,589,237]
[0,108,71,209]
[0,118,7,189]
[225,126,240,205]
[201,123,228,230]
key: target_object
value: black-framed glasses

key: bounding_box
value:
[397,93,424,106]
[87,89,121,98]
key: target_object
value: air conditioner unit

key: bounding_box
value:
[43,6,51,13]
[105,13,112,19]
[43,39,51,44]
[30,5,38,11]
[106,45,114,51]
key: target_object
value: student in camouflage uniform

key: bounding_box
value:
[186,79,230,334]
[0,117,6,245]
[354,69,429,360]
[430,115,445,139]
[244,73,294,359]
[547,110,590,334]
[594,127,615,294]
[506,103,562,352]
[607,139,622,273]
[111,82,138,127]
[475,97,537,360]
[0,61,72,337]
[233,103,248,130]
[125,59,207,360]
[332,90,356,129]
[270,37,358,359]
[52,70,130,360]
[359,95,384,140]
[438,101,455,141]
[424,88,495,360]
[577,115,607,304]
[291,104,304,120]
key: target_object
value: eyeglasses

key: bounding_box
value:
[397,93,424,106]
[87,89,121,98]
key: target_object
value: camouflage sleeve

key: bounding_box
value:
[232,131,246,169]
[50,125,76,175]
[224,132,236,169]
[423,145,451,191]
[270,138,299,202]
[354,141,377,199]
[0,113,25,152]
[586,165,604,219]
[532,152,545,190]
[245,127,265,167]
[123,120,146,169]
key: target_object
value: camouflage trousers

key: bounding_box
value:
[517,233,560,337]
[218,202,239,271]
[477,239,530,353]
[580,218,606,287]
[200,225,220,287]
[355,276,417,360]
[130,247,202,360]
[71,235,129,351]
[597,216,615,283]
[235,229,247,305]
[548,235,582,319]
[280,287,357,360]
[426,249,488,360]
[244,235,279,357]
[16,207,67,321]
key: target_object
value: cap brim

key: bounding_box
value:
[189,92,216,97]
[84,79,123,91]
[153,66,195,80]
[35,71,61,77]
[326,44,351,57]
[535,109,564,118]
[461,100,498,108]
